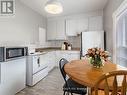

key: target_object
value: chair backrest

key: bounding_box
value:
[94,70,127,95]
[59,58,69,82]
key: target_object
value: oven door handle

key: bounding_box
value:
[37,57,40,67]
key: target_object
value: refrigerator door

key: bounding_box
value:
[81,31,104,57]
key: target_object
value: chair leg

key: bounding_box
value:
[66,92,69,95]
[63,91,66,95]
[81,93,85,95]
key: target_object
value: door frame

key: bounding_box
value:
[113,0,127,63]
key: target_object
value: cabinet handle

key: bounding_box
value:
[37,58,40,67]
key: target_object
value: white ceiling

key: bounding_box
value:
[20,0,108,17]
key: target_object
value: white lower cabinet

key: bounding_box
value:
[39,51,80,69]
[65,52,80,61]
[55,51,80,67]
[55,51,62,67]
[0,58,26,95]
[46,51,56,71]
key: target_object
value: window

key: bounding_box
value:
[116,14,127,67]
[122,17,126,47]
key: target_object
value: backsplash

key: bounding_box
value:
[47,36,81,48]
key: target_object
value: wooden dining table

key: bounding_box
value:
[64,59,127,94]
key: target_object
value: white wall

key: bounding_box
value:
[103,0,124,55]
[0,0,46,46]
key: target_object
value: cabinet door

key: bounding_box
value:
[67,53,80,61]
[62,51,80,62]
[56,19,66,40]
[40,54,49,68]
[48,51,56,71]
[89,16,103,31]
[55,51,69,67]
[66,18,89,36]
[0,58,26,95]
[40,52,56,72]
[77,18,88,34]
[47,20,57,40]
[39,27,47,47]
[55,51,62,67]
[66,19,77,36]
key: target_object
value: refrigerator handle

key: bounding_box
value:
[80,32,83,59]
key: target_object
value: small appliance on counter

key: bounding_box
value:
[27,44,37,55]
[68,44,72,50]
[61,42,72,50]
[61,43,66,50]
[61,42,68,50]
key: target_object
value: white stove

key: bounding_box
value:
[26,51,48,86]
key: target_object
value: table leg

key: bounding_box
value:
[87,87,94,95]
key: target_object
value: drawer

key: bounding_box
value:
[32,67,48,86]
[33,64,48,74]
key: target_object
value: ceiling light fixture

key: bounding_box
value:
[44,0,63,14]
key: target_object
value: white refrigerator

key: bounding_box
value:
[81,31,105,57]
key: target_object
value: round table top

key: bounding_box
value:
[64,60,127,88]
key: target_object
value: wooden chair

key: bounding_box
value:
[93,70,127,95]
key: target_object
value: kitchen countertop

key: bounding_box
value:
[35,47,80,52]
[28,52,48,56]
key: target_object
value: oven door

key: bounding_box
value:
[6,48,25,60]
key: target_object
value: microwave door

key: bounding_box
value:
[0,47,4,62]
[6,48,24,59]
[9,50,22,57]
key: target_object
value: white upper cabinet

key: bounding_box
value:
[66,19,78,36]
[39,27,47,47]
[66,18,88,36]
[47,19,66,40]
[88,16,103,31]
[47,15,103,38]
[56,19,66,40]
[47,19,57,40]
[77,18,89,34]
